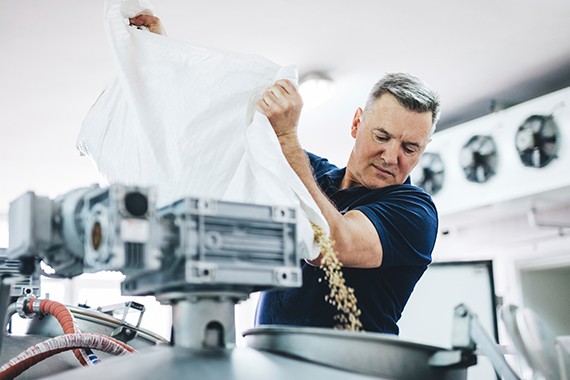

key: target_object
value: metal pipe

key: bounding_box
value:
[0,278,12,356]
[169,292,243,349]
[4,303,17,331]
[469,313,521,380]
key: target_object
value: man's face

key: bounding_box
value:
[345,94,433,189]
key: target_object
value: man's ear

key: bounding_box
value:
[351,107,363,138]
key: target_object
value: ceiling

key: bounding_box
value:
[1,0,570,238]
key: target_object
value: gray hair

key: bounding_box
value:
[365,73,441,134]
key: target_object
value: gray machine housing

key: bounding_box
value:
[7,185,158,277]
[122,197,301,296]
[6,185,301,296]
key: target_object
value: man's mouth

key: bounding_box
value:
[372,164,393,177]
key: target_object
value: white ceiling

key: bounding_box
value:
[1,0,570,232]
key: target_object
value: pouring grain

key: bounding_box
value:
[312,224,362,331]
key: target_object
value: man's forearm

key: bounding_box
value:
[277,134,349,263]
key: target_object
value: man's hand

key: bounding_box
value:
[256,79,303,140]
[129,14,167,36]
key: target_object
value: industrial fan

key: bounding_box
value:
[515,115,560,168]
[460,135,498,183]
[413,152,445,195]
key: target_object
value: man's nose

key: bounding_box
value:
[381,142,399,165]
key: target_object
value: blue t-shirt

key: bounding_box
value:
[255,152,438,334]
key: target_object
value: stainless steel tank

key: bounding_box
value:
[42,344,382,380]
[244,326,467,380]
[25,305,168,348]
[37,326,468,380]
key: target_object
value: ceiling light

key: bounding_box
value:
[299,72,335,110]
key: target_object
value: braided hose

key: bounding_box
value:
[0,332,135,379]
[27,298,90,366]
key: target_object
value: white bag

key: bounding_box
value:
[77,0,328,259]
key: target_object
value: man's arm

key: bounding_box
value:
[256,80,383,268]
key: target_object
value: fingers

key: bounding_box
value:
[256,87,286,116]
[129,14,166,36]
[129,14,154,26]
[255,94,277,117]
[255,79,303,138]
[255,97,269,114]
[268,80,301,106]
[275,79,298,95]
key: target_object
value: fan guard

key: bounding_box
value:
[515,115,560,168]
[414,152,445,195]
[460,135,498,183]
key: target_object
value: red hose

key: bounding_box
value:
[25,298,136,366]
[27,297,88,366]
[0,332,134,380]
[37,299,76,334]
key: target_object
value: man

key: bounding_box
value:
[130,14,440,334]
[254,74,440,334]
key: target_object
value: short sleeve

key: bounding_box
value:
[354,186,437,268]
[306,151,337,177]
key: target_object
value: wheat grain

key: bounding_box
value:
[312,224,363,331]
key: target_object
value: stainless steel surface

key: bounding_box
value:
[170,295,237,349]
[243,326,469,380]
[25,305,168,348]
[465,309,520,380]
[501,304,562,380]
[42,345,383,380]
[449,304,520,380]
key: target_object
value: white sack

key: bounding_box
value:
[77,0,329,260]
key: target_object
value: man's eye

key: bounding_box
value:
[373,134,389,142]
[403,146,417,154]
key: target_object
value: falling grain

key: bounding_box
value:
[312,224,362,331]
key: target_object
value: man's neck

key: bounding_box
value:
[341,154,360,190]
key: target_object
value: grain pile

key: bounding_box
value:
[312,224,363,331]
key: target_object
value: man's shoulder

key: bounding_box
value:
[351,183,438,236]
[356,184,438,267]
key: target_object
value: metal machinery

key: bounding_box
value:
[0,184,519,379]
